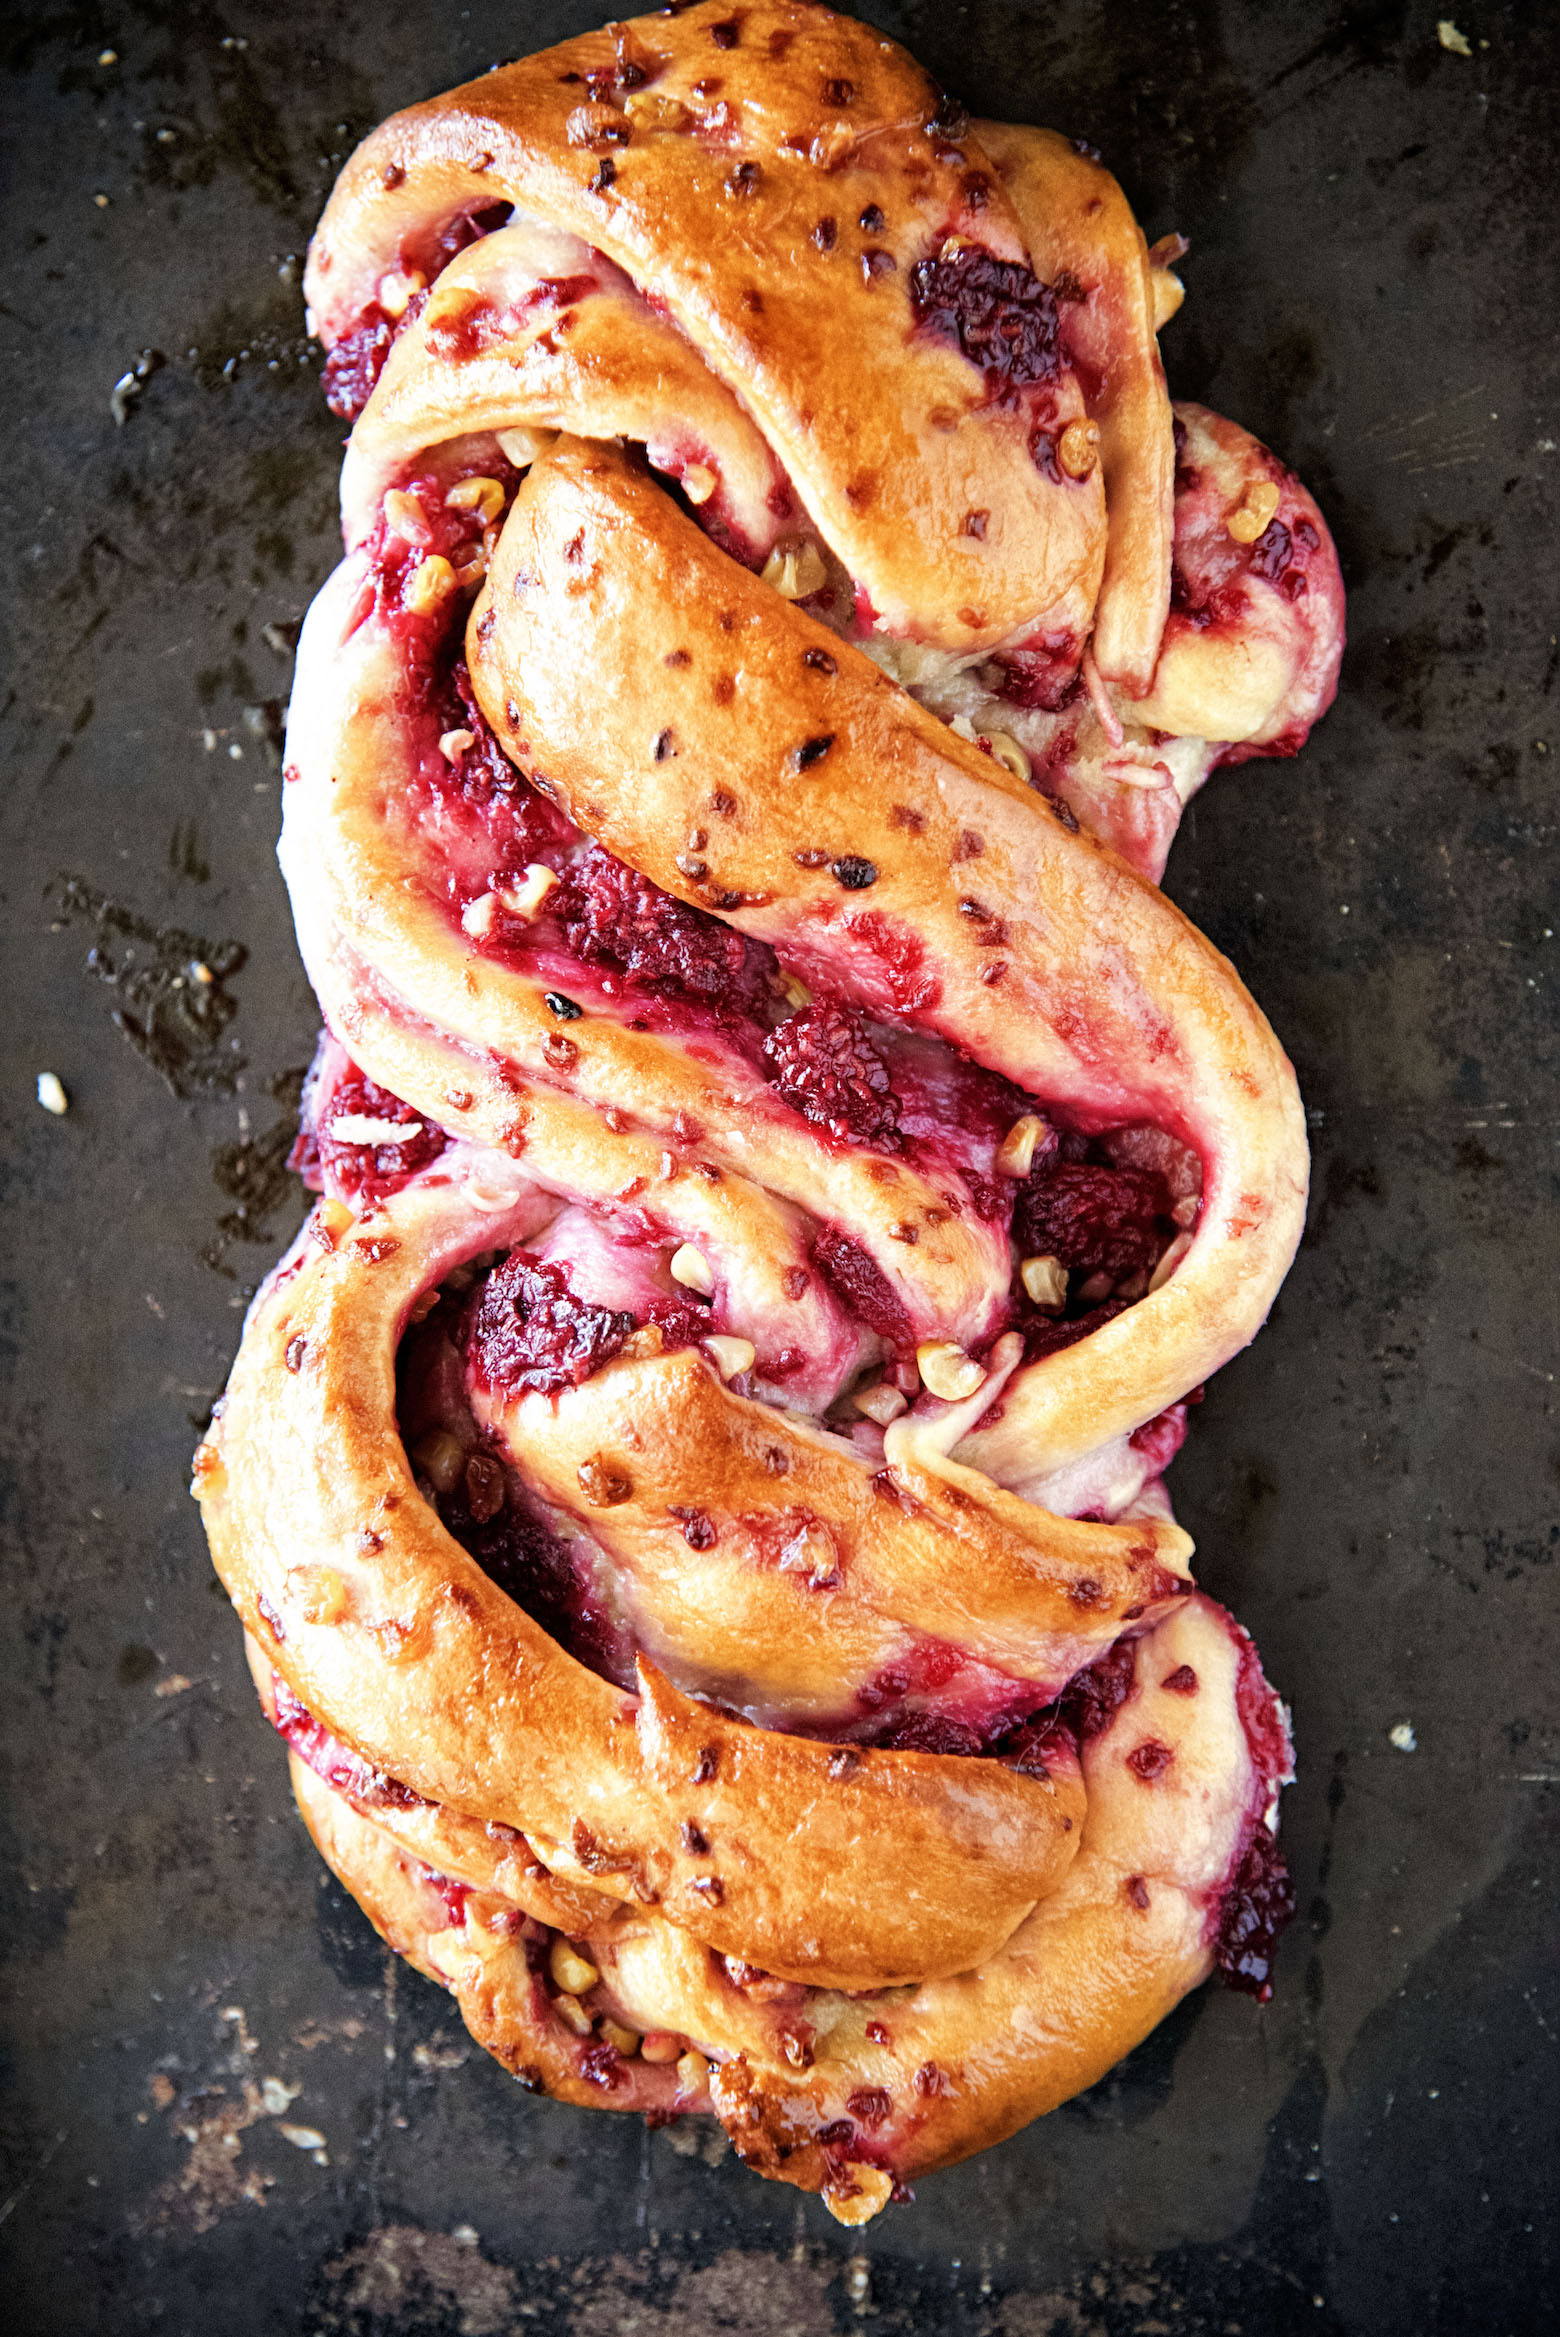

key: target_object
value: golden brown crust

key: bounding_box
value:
[282,1597,1273,2213]
[200,1177,1085,1992]
[306,1,1105,648]
[195,0,1334,2222]
[978,123,1175,695]
[470,436,1308,1472]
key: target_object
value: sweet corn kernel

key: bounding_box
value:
[1148,1230,1195,1292]
[984,730,1032,783]
[1227,480,1281,544]
[760,541,828,600]
[403,554,455,614]
[1058,418,1101,479]
[445,475,505,524]
[549,1938,601,1996]
[852,1381,908,1425]
[411,1429,466,1497]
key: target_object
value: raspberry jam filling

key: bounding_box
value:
[291,1039,448,1206]
[322,203,514,421]
[1167,414,1320,630]
[908,245,1064,398]
[361,489,1202,1288]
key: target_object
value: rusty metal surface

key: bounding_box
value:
[1,4,1555,2330]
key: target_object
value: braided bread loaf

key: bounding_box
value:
[195,1,1342,2222]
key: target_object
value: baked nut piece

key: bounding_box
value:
[195,2,1342,2221]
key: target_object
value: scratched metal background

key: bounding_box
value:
[1,3,1555,2331]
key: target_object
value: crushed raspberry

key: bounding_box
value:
[1247,517,1295,584]
[996,1711,1075,1780]
[1214,1824,1295,2000]
[1168,562,1244,633]
[459,1500,630,1686]
[1019,1299,1126,1362]
[997,1636,1140,1773]
[555,843,773,1017]
[1015,1160,1169,1279]
[995,642,1085,712]
[410,660,578,868]
[763,1003,900,1147]
[809,1229,913,1349]
[1127,1403,1189,1475]
[322,300,418,422]
[466,1252,636,1397]
[427,272,599,365]
[305,1065,447,1204]
[429,1873,470,1929]
[908,246,1063,397]
[1059,1637,1141,1740]
[322,204,511,422]
[867,1711,983,1757]
[579,2042,627,2088]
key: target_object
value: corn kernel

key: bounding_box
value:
[1227,480,1281,544]
[984,730,1031,783]
[445,475,505,524]
[760,541,828,600]
[675,2048,710,2096]
[403,554,455,615]
[1148,1230,1194,1292]
[1058,419,1101,479]
[852,1381,908,1425]
[411,1429,466,1497]
[549,1937,601,1996]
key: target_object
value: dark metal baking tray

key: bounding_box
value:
[2,3,1555,2330]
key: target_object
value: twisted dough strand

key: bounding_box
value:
[198,0,1339,2221]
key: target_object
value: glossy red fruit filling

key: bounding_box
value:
[466,1252,639,1397]
[908,246,1063,396]
[1214,1824,1295,2000]
[1017,1299,1127,1364]
[995,639,1086,712]
[809,1228,913,1350]
[429,661,581,849]
[459,1499,632,1688]
[1015,1158,1170,1279]
[321,203,512,421]
[763,1002,900,1147]
[294,1063,448,1205]
[990,1635,1141,1780]
[864,1710,984,1758]
[426,272,600,365]
[555,842,775,1019]
[323,300,419,422]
